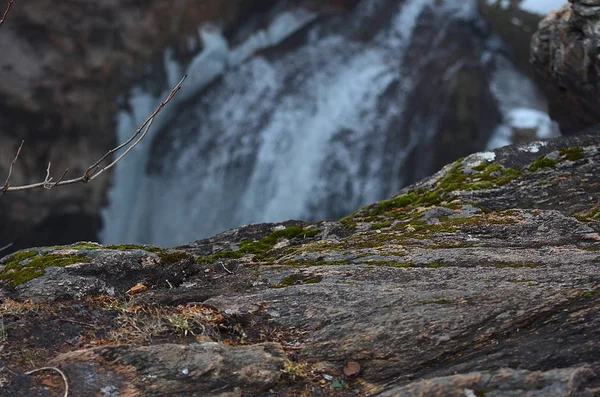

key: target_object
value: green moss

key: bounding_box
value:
[406,221,458,235]
[369,191,442,217]
[197,250,243,265]
[472,164,521,188]
[483,164,503,173]
[437,159,521,193]
[559,147,584,161]
[423,299,454,305]
[157,251,190,264]
[372,221,392,229]
[106,244,164,253]
[529,155,557,172]
[395,194,416,207]
[438,159,468,192]
[427,263,449,268]
[272,274,322,288]
[576,207,600,223]
[301,229,320,238]
[267,226,318,241]
[437,213,517,228]
[373,199,397,215]
[5,250,38,263]
[52,242,101,250]
[495,262,539,269]
[52,242,164,253]
[368,261,414,268]
[471,162,489,171]
[583,290,599,299]
[581,246,600,251]
[282,259,347,267]
[239,226,320,259]
[239,240,272,256]
[340,218,357,230]
[1,252,90,287]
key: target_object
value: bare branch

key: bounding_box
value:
[53,168,69,186]
[24,366,69,397]
[0,0,14,29]
[2,140,23,193]
[0,242,12,252]
[221,262,234,275]
[2,75,187,193]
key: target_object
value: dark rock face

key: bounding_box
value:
[0,0,271,253]
[2,136,600,396]
[531,0,600,134]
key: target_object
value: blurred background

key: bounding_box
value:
[0,0,566,252]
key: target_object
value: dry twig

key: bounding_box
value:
[24,366,69,397]
[1,75,187,193]
[59,318,95,328]
[0,0,14,29]
[221,262,234,275]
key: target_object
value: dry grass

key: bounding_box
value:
[86,297,226,345]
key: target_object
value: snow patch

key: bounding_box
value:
[518,141,547,153]
[479,151,497,162]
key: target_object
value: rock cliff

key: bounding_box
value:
[1,135,600,396]
[0,0,257,251]
[531,0,600,134]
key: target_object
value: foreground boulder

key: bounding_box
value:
[1,135,600,396]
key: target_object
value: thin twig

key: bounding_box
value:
[0,0,14,29]
[43,162,53,189]
[2,75,187,193]
[24,366,69,397]
[0,243,12,252]
[2,140,23,193]
[53,168,69,186]
[83,75,186,181]
[59,318,95,328]
[220,262,234,275]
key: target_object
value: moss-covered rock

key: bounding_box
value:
[1,251,90,287]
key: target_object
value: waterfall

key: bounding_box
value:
[101,0,553,247]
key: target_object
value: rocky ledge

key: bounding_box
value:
[1,135,600,396]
